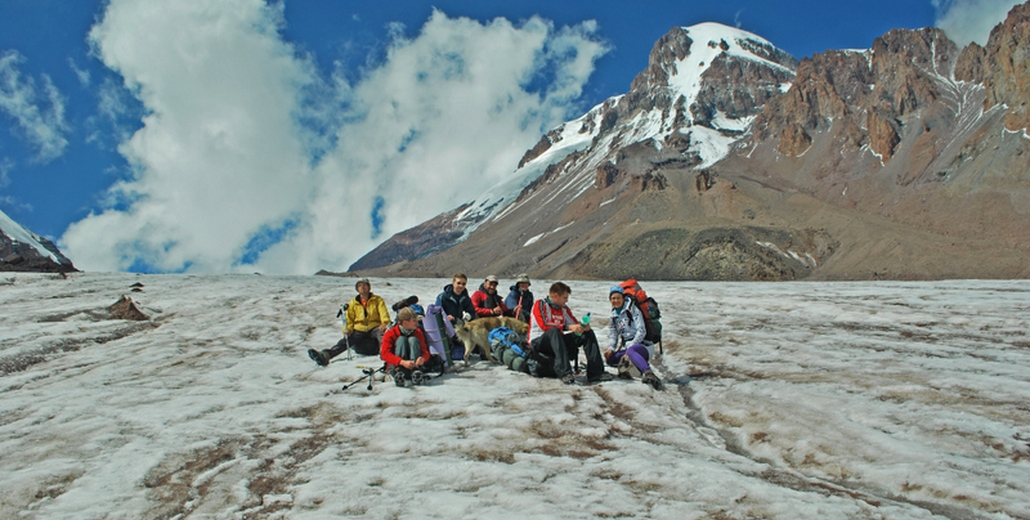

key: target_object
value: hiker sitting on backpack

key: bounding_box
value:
[435,273,477,323]
[472,275,511,317]
[381,307,430,387]
[527,282,612,384]
[308,277,390,366]
[605,286,662,390]
[504,273,534,323]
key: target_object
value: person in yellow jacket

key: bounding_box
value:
[308,278,391,366]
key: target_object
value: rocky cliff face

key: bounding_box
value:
[345,4,1030,281]
[956,1,1030,132]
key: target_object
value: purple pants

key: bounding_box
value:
[607,343,650,373]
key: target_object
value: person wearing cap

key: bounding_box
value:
[471,275,511,317]
[504,273,534,323]
[308,277,391,366]
[605,285,662,390]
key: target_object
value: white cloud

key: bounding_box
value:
[933,0,1023,46]
[62,1,608,274]
[0,51,70,163]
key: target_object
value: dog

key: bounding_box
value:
[453,316,529,367]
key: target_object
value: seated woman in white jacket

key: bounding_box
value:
[604,286,662,390]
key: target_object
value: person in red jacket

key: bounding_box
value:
[381,307,430,387]
[527,281,611,384]
[471,275,511,317]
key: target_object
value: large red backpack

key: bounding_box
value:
[618,279,663,352]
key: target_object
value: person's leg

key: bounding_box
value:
[351,330,380,356]
[578,330,606,378]
[625,343,651,373]
[540,328,572,377]
[325,337,350,359]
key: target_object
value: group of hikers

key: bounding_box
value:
[307,273,663,390]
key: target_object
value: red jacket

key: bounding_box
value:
[380,324,430,368]
[529,298,576,342]
[471,284,511,317]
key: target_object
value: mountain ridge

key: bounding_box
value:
[343,6,1030,281]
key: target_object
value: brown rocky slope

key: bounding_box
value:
[343,6,1030,281]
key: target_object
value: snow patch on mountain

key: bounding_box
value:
[0,208,61,263]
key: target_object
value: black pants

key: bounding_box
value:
[530,328,604,378]
[327,330,381,358]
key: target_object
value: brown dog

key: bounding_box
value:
[454,316,529,367]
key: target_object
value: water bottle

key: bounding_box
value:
[575,312,591,335]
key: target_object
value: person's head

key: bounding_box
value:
[355,278,371,296]
[452,273,468,293]
[397,307,418,329]
[516,273,531,291]
[484,275,499,293]
[548,281,572,306]
[609,286,625,308]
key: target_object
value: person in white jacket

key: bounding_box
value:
[604,286,662,390]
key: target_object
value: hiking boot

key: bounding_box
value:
[560,372,577,385]
[642,369,663,390]
[308,349,329,367]
[588,372,614,383]
[411,370,425,386]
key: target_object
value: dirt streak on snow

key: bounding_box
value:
[1,273,1028,519]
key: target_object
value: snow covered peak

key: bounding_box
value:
[1,208,76,271]
[0,209,59,263]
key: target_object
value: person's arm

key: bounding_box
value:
[630,304,647,345]
[345,300,357,334]
[375,297,391,330]
[380,327,403,367]
[607,312,619,351]
[471,291,493,317]
[462,296,478,321]
[416,330,430,365]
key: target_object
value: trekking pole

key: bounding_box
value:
[341,364,385,391]
[338,303,352,360]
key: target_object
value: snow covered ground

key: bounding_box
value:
[1,273,1028,519]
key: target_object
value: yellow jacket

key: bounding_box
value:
[345,293,390,334]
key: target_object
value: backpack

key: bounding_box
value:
[422,304,455,367]
[488,326,530,373]
[619,279,663,351]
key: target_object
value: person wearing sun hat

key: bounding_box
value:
[504,273,534,323]
[308,277,391,366]
[604,285,662,390]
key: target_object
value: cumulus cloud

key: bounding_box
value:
[62,0,608,274]
[0,51,70,163]
[933,0,1023,46]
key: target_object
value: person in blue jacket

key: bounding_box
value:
[504,273,534,323]
[435,273,477,324]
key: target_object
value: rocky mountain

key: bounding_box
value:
[345,4,1030,281]
[0,209,77,273]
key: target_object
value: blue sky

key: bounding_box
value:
[0,0,1020,274]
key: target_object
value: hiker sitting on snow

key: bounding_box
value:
[308,277,390,366]
[381,307,430,387]
[435,273,477,323]
[471,275,511,317]
[527,281,612,384]
[504,273,534,323]
[605,286,662,390]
